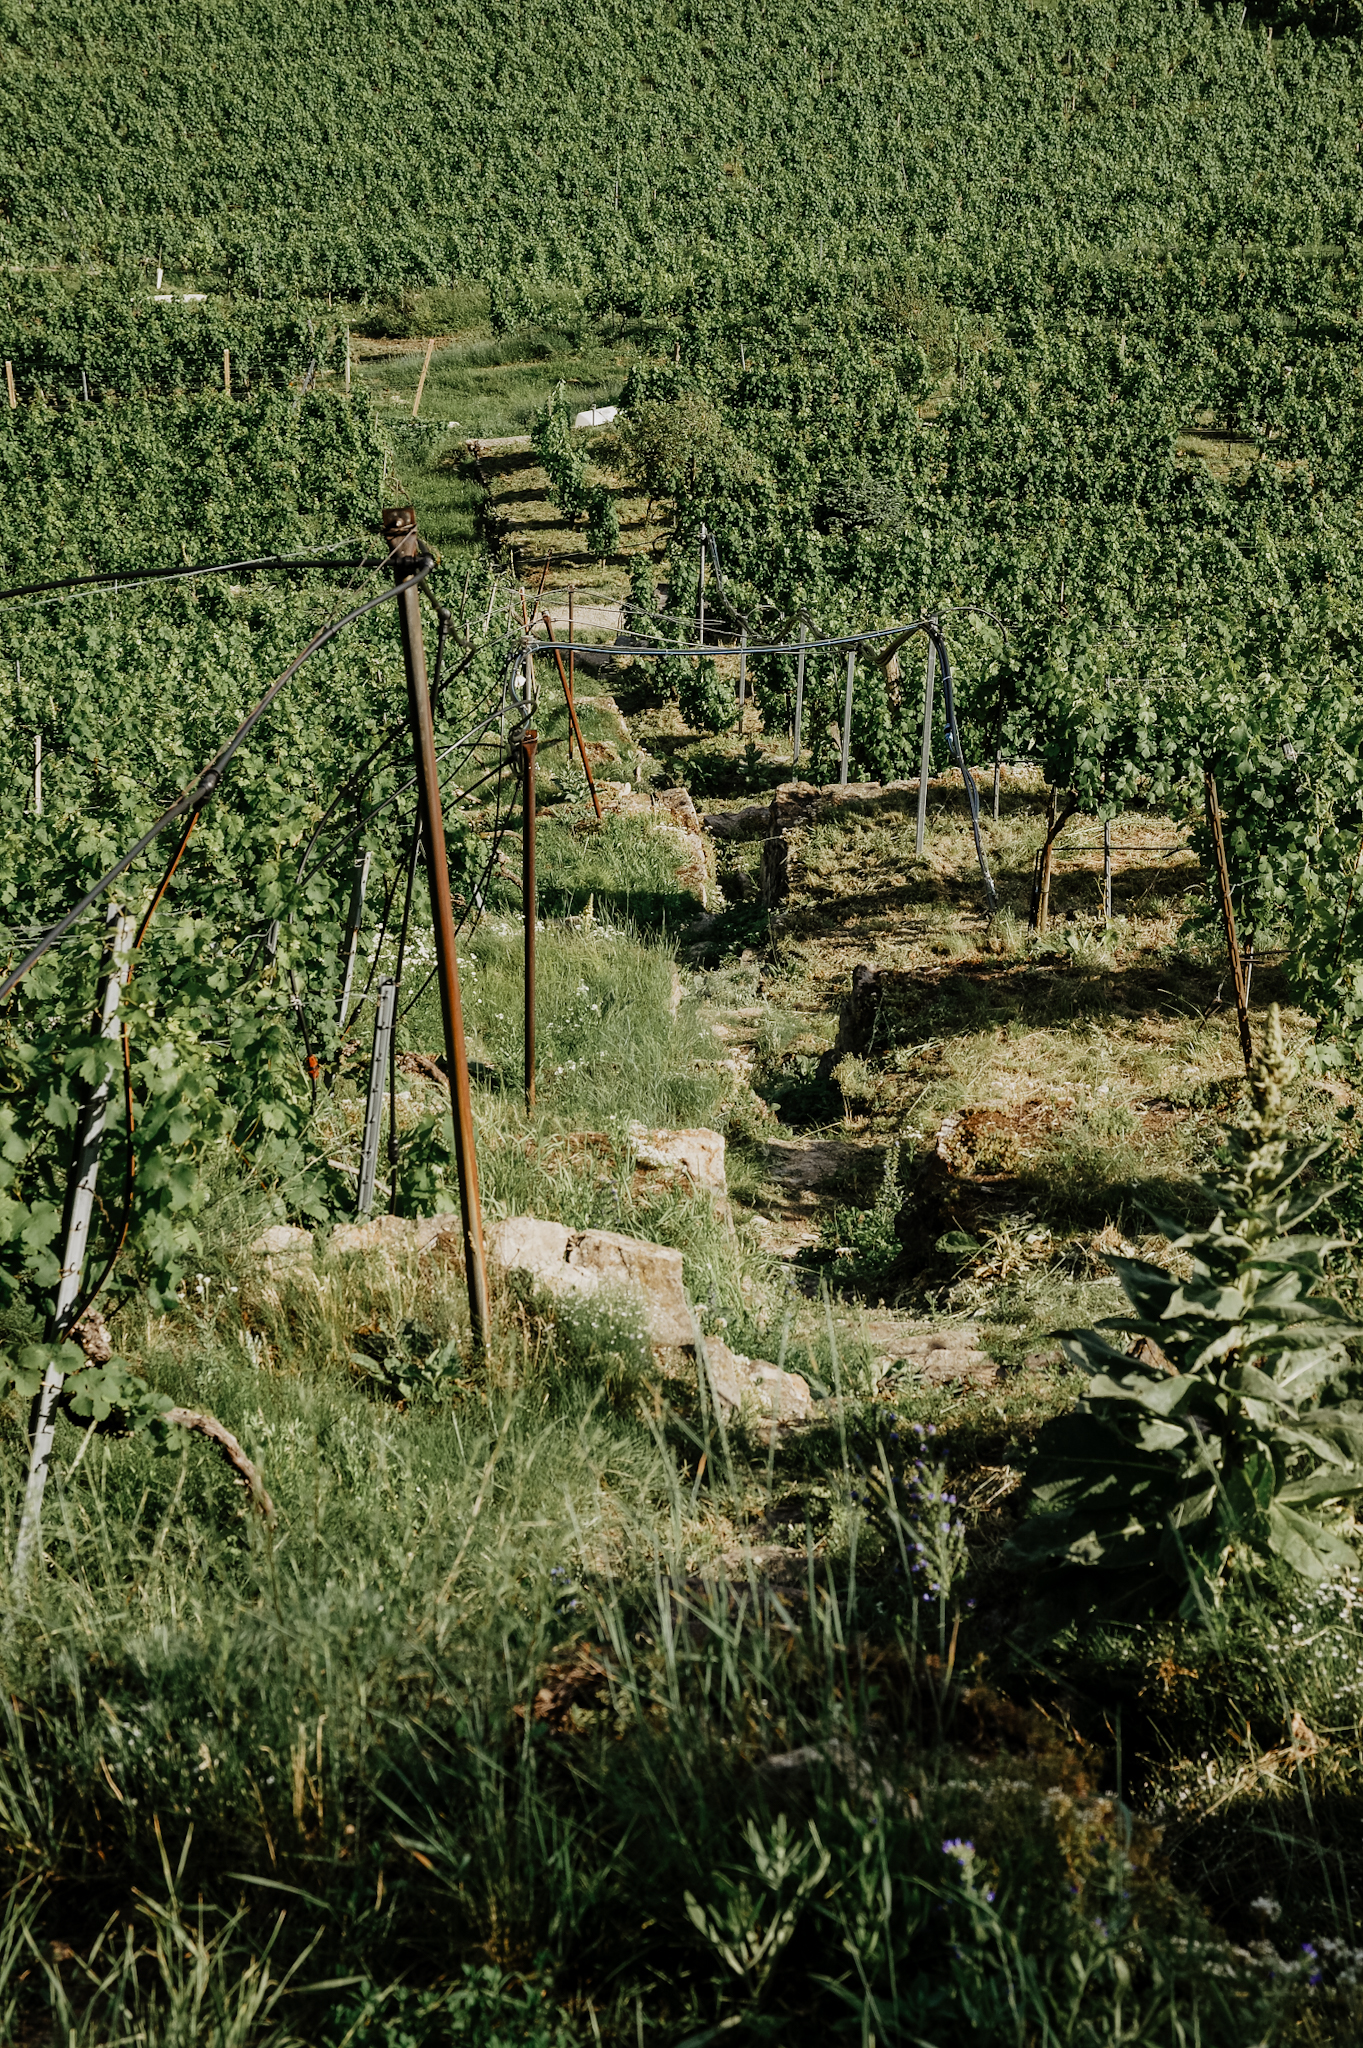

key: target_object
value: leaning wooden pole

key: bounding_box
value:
[541,615,602,821]
[14,904,134,1589]
[1204,767,1255,1078]
[381,506,490,1352]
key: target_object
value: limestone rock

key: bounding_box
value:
[887,1323,996,1386]
[487,1216,693,1346]
[250,1223,314,1261]
[627,1124,727,1202]
[702,1337,813,1423]
[329,1212,462,1261]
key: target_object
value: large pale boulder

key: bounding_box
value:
[486,1217,692,1345]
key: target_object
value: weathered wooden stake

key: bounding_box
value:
[336,850,371,1028]
[792,623,806,766]
[223,348,232,397]
[13,905,134,1589]
[567,586,576,760]
[412,337,435,419]
[1103,818,1113,921]
[839,647,856,787]
[1205,768,1255,1077]
[356,979,397,1216]
[916,627,937,857]
[4,361,15,409]
[520,732,538,1111]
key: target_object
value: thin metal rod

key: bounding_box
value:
[541,615,602,821]
[520,733,538,1111]
[356,979,397,1216]
[14,904,134,1589]
[839,648,855,787]
[567,587,576,761]
[336,850,372,1028]
[698,528,706,647]
[738,627,747,717]
[33,732,42,818]
[792,624,806,766]
[388,817,423,1200]
[382,506,490,1353]
[1205,768,1255,1078]
[1103,818,1113,920]
[916,627,936,857]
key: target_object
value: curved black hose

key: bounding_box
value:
[0,544,375,609]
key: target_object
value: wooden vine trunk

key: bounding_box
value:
[1030,786,1079,932]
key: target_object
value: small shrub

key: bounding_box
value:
[678,654,738,735]
[1011,1008,1363,1614]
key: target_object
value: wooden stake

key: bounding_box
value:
[223,347,231,397]
[412,336,435,419]
[792,622,807,766]
[344,331,351,396]
[13,905,134,1589]
[4,360,14,409]
[916,626,936,856]
[567,587,577,761]
[839,647,856,787]
[520,733,538,1110]
[1205,768,1255,1077]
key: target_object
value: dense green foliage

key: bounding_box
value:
[0,388,381,581]
[4,0,1361,299]
[0,276,342,399]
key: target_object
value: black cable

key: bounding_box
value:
[0,543,376,609]
[931,620,998,912]
[0,558,433,1009]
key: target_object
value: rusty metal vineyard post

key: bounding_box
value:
[381,506,490,1353]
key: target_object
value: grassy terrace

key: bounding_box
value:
[6,681,1360,2045]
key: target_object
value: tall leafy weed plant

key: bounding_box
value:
[1013,1007,1363,1614]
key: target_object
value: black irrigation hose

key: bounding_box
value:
[0,560,433,1009]
[0,544,377,609]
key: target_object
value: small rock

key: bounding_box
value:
[703,1337,813,1423]
[250,1224,314,1260]
[627,1124,727,1201]
[329,1212,461,1260]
